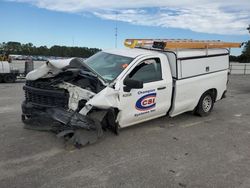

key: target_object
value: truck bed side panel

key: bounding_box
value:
[169,70,228,117]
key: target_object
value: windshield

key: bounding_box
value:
[84,52,133,82]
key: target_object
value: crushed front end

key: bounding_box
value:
[21,58,116,148]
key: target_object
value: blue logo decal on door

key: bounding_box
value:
[135,93,156,111]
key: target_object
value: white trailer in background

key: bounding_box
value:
[0,61,19,83]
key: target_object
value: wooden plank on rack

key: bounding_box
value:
[124,39,242,49]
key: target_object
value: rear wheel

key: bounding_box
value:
[0,75,3,83]
[195,92,214,117]
[3,74,16,83]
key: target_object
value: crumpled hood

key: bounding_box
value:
[48,58,74,69]
[26,58,75,80]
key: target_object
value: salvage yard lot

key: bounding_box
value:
[0,75,250,188]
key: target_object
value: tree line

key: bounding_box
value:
[229,41,250,63]
[0,41,250,62]
[0,41,101,58]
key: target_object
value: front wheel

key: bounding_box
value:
[195,92,214,117]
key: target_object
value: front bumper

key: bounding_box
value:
[22,101,43,118]
[22,101,103,147]
[22,101,94,128]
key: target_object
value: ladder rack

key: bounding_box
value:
[124,39,242,50]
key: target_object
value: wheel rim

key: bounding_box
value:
[202,95,212,112]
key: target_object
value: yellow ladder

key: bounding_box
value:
[124,39,242,49]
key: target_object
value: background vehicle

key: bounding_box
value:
[0,61,19,83]
[21,39,242,146]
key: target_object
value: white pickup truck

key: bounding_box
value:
[21,39,241,146]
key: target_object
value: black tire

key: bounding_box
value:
[106,110,119,135]
[195,91,214,117]
[3,74,16,83]
[0,75,3,83]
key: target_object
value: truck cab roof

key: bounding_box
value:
[103,48,161,58]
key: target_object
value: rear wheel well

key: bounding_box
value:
[207,88,217,102]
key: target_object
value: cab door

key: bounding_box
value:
[117,55,172,128]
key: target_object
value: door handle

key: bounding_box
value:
[157,86,166,90]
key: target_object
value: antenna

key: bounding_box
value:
[115,11,118,48]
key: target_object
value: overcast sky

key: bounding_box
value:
[1,0,250,55]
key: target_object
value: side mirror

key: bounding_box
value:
[123,79,143,92]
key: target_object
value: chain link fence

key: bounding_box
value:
[229,62,250,74]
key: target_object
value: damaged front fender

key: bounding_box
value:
[58,81,119,115]
[80,87,119,113]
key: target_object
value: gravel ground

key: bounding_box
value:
[0,75,249,188]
